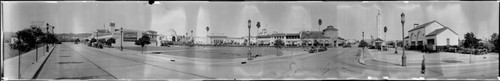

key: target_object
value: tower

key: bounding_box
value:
[376,10,382,39]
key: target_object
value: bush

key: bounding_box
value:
[106,38,116,46]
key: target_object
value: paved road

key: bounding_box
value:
[34,43,499,79]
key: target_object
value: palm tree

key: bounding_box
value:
[191,30,194,44]
[206,26,209,45]
[318,19,322,31]
[256,22,261,46]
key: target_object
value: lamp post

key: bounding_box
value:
[248,19,252,61]
[362,32,365,60]
[191,30,194,45]
[401,12,406,67]
[46,23,50,52]
[120,27,123,51]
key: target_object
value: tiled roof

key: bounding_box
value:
[323,25,338,32]
[425,27,458,37]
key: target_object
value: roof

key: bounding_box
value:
[208,35,228,38]
[257,33,300,38]
[323,25,338,32]
[338,37,345,40]
[300,31,330,39]
[408,20,447,32]
[425,27,458,37]
[374,37,384,42]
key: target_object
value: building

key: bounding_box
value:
[255,25,344,47]
[408,20,459,50]
[188,25,344,47]
[322,25,344,47]
[257,33,302,46]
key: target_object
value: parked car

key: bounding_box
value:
[308,47,317,53]
[318,46,327,52]
[343,44,351,48]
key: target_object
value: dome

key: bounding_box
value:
[323,25,338,32]
[166,28,177,36]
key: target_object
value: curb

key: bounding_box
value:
[24,45,57,79]
[362,52,499,68]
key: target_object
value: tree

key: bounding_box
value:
[12,26,45,53]
[135,35,151,54]
[313,40,320,47]
[490,33,498,52]
[464,32,480,48]
[384,26,388,40]
[106,38,116,46]
[43,33,58,44]
[358,40,369,47]
[74,39,80,44]
[274,39,284,56]
[256,22,261,45]
[318,19,322,31]
[90,38,97,43]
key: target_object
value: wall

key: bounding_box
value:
[435,29,459,46]
[424,22,445,35]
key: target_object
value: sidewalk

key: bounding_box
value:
[357,48,500,79]
[4,44,57,79]
[35,44,116,79]
[361,48,499,68]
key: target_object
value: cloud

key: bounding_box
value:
[393,3,421,11]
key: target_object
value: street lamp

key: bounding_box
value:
[362,32,365,60]
[401,12,406,67]
[46,23,50,52]
[248,19,252,61]
[120,27,123,51]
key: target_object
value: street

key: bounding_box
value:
[33,43,499,79]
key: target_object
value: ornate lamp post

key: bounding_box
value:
[248,19,252,61]
[401,12,406,67]
[46,23,50,52]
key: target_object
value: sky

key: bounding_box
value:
[2,1,499,40]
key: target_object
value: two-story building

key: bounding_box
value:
[407,20,459,50]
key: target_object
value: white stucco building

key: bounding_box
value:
[408,20,459,50]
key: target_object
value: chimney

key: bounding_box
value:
[414,24,419,28]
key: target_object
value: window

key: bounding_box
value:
[447,38,450,45]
